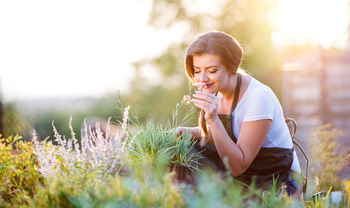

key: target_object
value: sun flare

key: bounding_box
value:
[274,0,349,49]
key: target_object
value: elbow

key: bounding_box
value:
[230,168,247,177]
[227,161,249,177]
[221,151,251,177]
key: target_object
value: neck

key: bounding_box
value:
[219,74,239,100]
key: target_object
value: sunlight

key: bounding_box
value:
[273,0,349,49]
[1,0,349,102]
[0,0,185,102]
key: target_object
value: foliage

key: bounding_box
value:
[26,167,184,208]
[31,106,134,183]
[13,96,122,143]
[2,103,32,138]
[119,84,198,125]
[0,134,45,206]
[1,131,349,207]
[121,95,203,171]
[308,124,349,192]
[1,163,184,208]
[127,121,178,167]
[171,131,202,169]
[178,168,305,208]
[127,122,202,171]
[147,0,279,71]
[120,0,286,128]
[1,97,349,207]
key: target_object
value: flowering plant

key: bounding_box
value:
[183,95,191,105]
[182,82,207,105]
[32,106,136,184]
[0,135,44,202]
[197,82,207,91]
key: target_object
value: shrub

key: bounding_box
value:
[127,122,202,172]
[0,134,44,206]
[308,124,349,192]
[3,96,348,207]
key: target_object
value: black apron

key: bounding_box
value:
[194,74,293,187]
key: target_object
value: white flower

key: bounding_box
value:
[32,106,136,180]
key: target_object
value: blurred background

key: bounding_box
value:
[0,0,349,176]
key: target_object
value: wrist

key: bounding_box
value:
[207,115,220,124]
[175,127,183,136]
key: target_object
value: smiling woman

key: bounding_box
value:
[176,31,305,200]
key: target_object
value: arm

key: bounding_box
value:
[192,90,272,176]
[176,126,215,144]
[210,118,271,176]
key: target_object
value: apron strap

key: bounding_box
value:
[229,73,242,115]
[214,73,242,113]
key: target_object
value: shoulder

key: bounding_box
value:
[236,76,278,121]
[243,76,276,102]
[249,77,273,92]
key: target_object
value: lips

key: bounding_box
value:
[205,84,213,88]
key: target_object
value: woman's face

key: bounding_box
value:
[193,53,232,93]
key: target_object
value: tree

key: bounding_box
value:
[124,0,280,124]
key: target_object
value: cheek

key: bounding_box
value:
[194,74,200,82]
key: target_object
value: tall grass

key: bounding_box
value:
[308,124,349,192]
[1,97,350,207]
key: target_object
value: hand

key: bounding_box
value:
[174,127,202,142]
[191,91,219,122]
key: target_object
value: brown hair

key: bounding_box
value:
[185,31,243,146]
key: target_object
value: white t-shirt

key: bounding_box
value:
[231,76,300,173]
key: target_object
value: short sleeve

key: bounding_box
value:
[242,90,275,122]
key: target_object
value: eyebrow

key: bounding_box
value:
[193,65,219,69]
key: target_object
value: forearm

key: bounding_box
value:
[208,118,247,176]
[177,126,214,144]
[209,118,271,177]
[176,126,201,141]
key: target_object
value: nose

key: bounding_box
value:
[199,71,209,82]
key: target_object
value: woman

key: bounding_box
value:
[176,31,303,198]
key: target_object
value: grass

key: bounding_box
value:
[1,98,349,207]
[0,132,349,207]
[127,122,202,172]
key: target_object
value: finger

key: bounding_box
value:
[192,93,218,104]
[193,103,216,119]
[191,99,217,110]
[194,90,216,96]
[193,102,212,112]
[192,98,218,109]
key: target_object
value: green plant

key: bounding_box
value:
[171,131,202,170]
[25,165,184,208]
[127,121,177,167]
[2,103,32,138]
[31,106,135,183]
[180,168,302,208]
[304,187,333,208]
[9,95,350,207]
[116,92,202,171]
[308,124,348,193]
[127,122,203,171]
[0,134,45,206]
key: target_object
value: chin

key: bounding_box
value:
[205,89,216,94]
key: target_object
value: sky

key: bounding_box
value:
[0,0,349,102]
